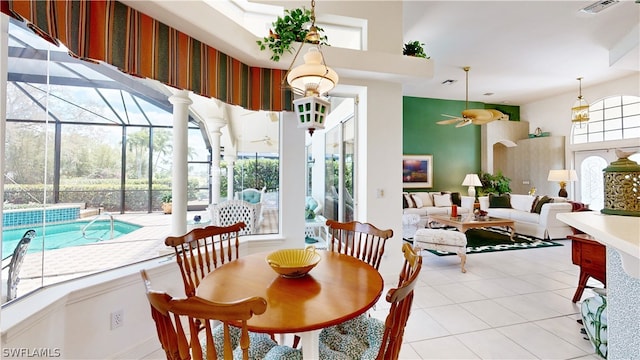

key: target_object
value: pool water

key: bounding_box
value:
[2,220,141,256]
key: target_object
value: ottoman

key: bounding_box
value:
[402,213,421,239]
[414,229,467,273]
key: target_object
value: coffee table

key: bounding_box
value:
[429,214,515,240]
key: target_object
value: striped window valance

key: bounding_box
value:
[1,0,292,111]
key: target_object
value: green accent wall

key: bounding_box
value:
[403,96,519,194]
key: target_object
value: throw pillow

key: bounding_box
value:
[403,193,416,208]
[410,194,423,208]
[433,194,452,207]
[530,195,540,213]
[533,195,553,214]
[489,193,512,208]
[450,192,462,207]
[415,192,434,207]
[402,193,409,209]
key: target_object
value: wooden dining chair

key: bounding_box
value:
[140,269,278,360]
[165,222,245,297]
[318,242,423,360]
[325,220,394,270]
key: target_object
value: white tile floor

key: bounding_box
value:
[367,239,603,360]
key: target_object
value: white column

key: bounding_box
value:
[206,117,226,205]
[224,154,236,202]
[168,90,192,236]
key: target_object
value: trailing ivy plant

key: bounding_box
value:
[256,7,329,62]
[402,40,429,59]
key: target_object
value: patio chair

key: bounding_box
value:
[164,223,246,297]
[234,186,266,205]
[234,187,266,225]
[139,269,278,360]
[2,229,36,303]
[210,200,261,235]
[318,242,423,359]
[325,220,394,270]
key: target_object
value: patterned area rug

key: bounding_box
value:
[416,227,563,256]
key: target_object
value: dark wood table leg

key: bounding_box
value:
[572,270,590,303]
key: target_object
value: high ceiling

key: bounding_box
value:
[401,1,639,105]
[121,0,639,107]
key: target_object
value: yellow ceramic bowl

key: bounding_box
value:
[266,246,321,278]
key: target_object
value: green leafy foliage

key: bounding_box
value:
[402,40,429,59]
[3,178,200,212]
[256,7,329,62]
[160,192,172,203]
[478,171,512,195]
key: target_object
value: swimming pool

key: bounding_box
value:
[2,220,141,256]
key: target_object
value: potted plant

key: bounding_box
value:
[161,192,172,214]
[478,171,512,195]
[256,7,329,62]
[402,40,429,59]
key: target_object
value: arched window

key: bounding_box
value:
[572,95,640,144]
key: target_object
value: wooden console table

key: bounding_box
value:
[569,233,606,303]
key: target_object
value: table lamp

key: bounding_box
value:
[462,174,482,198]
[547,169,578,198]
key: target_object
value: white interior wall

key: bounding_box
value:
[358,80,404,279]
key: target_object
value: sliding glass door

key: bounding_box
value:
[324,117,355,222]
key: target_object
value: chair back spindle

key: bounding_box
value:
[140,269,268,360]
[165,223,245,297]
[325,220,393,270]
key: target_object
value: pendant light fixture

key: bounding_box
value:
[284,0,338,135]
[571,77,589,127]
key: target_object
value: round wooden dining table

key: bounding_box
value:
[196,249,384,359]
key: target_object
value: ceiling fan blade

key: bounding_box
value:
[439,114,460,119]
[437,118,463,125]
[455,119,473,127]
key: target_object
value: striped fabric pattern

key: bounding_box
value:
[2,0,292,111]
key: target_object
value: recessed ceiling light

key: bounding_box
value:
[580,0,619,14]
[441,79,457,85]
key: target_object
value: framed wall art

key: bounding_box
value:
[402,155,433,188]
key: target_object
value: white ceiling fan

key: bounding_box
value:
[437,67,506,128]
[250,135,276,146]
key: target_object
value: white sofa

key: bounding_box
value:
[476,194,573,239]
[403,191,471,229]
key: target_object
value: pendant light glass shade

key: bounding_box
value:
[287,47,338,97]
[571,77,589,126]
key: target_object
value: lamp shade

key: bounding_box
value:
[461,174,482,187]
[547,170,578,182]
[462,174,482,198]
[287,47,338,97]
